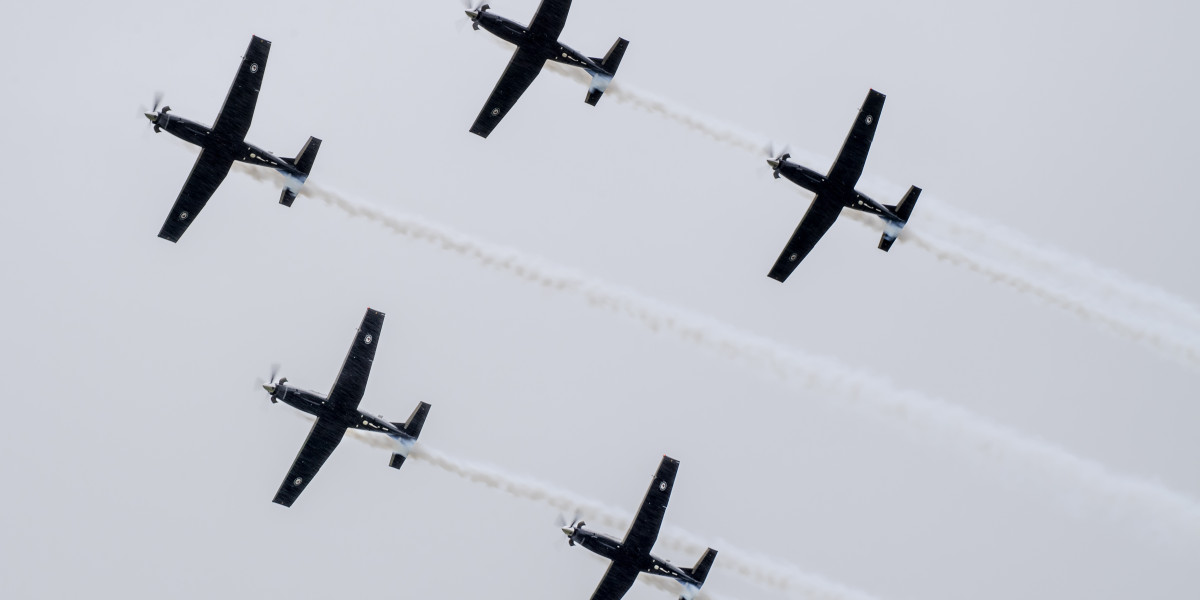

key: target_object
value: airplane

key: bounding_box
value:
[144,35,321,243]
[260,308,431,507]
[463,0,629,138]
[764,89,921,282]
[560,456,718,600]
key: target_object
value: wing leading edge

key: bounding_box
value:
[272,417,347,507]
[211,35,270,142]
[826,89,885,188]
[621,456,679,556]
[470,47,547,138]
[327,308,385,412]
[587,562,640,600]
[527,0,572,39]
[157,149,234,242]
[768,195,843,282]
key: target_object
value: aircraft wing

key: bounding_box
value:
[826,89,885,188]
[621,456,679,556]
[326,308,385,413]
[272,417,346,507]
[211,35,270,142]
[587,562,640,600]
[527,0,572,40]
[157,149,233,242]
[469,47,547,138]
[767,195,843,282]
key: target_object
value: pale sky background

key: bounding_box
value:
[1,1,1198,599]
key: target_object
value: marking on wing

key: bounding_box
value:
[250,63,259,73]
[364,334,373,345]
[179,211,189,220]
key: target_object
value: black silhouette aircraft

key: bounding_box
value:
[464,0,629,138]
[560,456,717,600]
[144,35,321,242]
[261,308,430,507]
[765,89,921,282]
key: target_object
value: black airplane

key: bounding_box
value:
[765,89,921,282]
[463,0,629,138]
[560,456,717,600]
[261,308,430,507]
[144,35,321,242]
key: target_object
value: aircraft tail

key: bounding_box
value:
[879,185,921,251]
[278,136,322,207]
[680,548,717,589]
[584,38,629,106]
[387,402,431,470]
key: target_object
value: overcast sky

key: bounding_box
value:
[2,1,1198,599]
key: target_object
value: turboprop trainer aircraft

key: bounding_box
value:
[260,308,430,507]
[560,456,717,600]
[765,89,921,282]
[463,0,629,138]
[144,35,321,242]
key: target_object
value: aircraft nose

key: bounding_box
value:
[465,10,477,19]
[144,112,158,123]
[262,383,275,394]
[561,526,574,537]
[766,159,779,169]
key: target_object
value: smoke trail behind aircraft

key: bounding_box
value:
[539,63,1200,369]
[236,163,1200,539]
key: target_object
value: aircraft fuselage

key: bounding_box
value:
[149,112,305,179]
[775,161,901,222]
[271,383,406,437]
[475,12,603,73]
[569,528,699,586]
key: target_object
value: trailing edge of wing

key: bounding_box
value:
[157,149,233,243]
[768,195,842,282]
[327,308,385,412]
[272,418,346,507]
[621,456,678,555]
[470,48,546,138]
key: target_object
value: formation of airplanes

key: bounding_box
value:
[143,3,924,600]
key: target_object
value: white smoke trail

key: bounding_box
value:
[406,444,883,600]
[540,63,1200,368]
[235,163,1200,539]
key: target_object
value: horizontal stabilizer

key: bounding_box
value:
[585,38,629,106]
[278,137,321,207]
[389,453,407,470]
[878,185,921,252]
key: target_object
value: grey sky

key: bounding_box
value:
[1,1,1198,599]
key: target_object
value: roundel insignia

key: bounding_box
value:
[491,108,501,116]
[865,115,873,125]
[179,211,189,220]
[364,334,373,345]
[250,63,259,73]
[789,253,798,262]
[293,477,303,486]
[658,480,668,492]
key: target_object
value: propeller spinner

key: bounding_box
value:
[259,364,286,403]
[764,143,791,179]
[462,0,490,29]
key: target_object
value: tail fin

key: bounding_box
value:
[878,185,921,251]
[584,38,629,106]
[387,402,431,470]
[681,548,717,586]
[278,136,322,207]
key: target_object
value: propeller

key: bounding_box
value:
[142,92,168,132]
[764,142,791,179]
[462,0,490,30]
[257,364,285,403]
[558,511,585,546]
